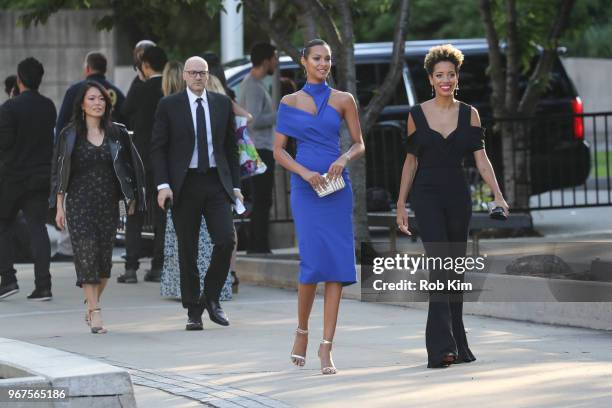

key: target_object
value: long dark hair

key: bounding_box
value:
[72,81,113,138]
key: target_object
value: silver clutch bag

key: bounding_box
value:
[314,173,346,197]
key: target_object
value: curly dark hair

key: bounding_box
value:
[423,44,464,75]
[72,81,113,138]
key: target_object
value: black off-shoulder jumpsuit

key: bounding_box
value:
[406,101,485,368]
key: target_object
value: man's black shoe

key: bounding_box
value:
[27,288,52,301]
[50,252,74,262]
[185,316,203,331]
[117,269,138,283]
[0,282,19,300]
[143,269,161,282]
[200,295,229,326]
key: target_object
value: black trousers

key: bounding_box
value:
[173,170,234,314]
[248,149,275,252]
[411,187,476,367]
[0,187,51,289]
[125,179,166,271]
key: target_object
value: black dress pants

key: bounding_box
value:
[248,149,274,252]
[125,179,166,271]
[412,186,476,368]
[172,170,235,314]
[0,186,51,289]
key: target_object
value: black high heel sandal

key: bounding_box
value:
[428,353,457,369]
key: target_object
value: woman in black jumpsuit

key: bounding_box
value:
[396,44,508,368]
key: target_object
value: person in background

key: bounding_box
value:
[51,81,145,333]
[239,42,278,254]
[200,51,234,99]
[115,40,157,281]
[204,55,253,294]
[4,75,19,98]
[123,40,156,130]
[0,57,56,301]
[56,51,125,136]
[161,60,185,98]
[119,46,168,284]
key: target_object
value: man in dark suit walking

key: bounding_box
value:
[0,57,56,300]
[151,56,240,330]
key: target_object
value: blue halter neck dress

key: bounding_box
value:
[276,82,357,285]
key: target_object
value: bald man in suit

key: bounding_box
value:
[150,57,241,331]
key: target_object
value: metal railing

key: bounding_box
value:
[124,110,612,237]
[366,111,612,212]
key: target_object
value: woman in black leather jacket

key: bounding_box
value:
[50,81,145,333]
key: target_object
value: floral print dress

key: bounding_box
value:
[66,136,120,286]
[160,209,233,301]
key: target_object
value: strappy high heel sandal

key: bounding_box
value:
[318,339,337,375]
[89,308,107,334]
[84,299,90,326]
[290,328,308,367]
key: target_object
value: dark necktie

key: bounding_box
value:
[196,97,209,172]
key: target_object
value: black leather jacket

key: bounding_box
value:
[49,122,146,211]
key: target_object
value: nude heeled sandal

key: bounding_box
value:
[89,308,107,334]
[318,339,337,375]
[290,328,308,367]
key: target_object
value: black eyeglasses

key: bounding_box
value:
[185,70,209,78]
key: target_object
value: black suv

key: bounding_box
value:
[225,39,590,199]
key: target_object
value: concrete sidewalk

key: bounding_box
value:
[1,263,611,407]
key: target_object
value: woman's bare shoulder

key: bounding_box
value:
[330,89,355,106]
[280,92,298,107]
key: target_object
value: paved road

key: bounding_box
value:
[1,263,612,407]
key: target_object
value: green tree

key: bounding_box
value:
[563,0,612,58]
[0,0,226,59]
[479,0,576,208]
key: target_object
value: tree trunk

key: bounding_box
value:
[478,0,506,116]
[479,0,575,209]
[503,0,529,208]
[519,0,576,114]
[244,0,302,63]
[298,12,317,41]
[361,0,410,135]
[335,0,370,249]
[505,0,519,112]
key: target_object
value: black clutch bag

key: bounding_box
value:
[489,205,508,220]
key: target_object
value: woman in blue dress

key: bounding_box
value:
[274,39,365,375]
